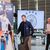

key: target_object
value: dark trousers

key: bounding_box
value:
[46,34,50,50]
[21,36,31,50]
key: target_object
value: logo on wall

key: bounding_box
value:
[27,14,37,27]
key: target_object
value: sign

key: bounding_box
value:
[18,10,44,29]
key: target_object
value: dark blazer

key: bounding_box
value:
[18,21,34,37]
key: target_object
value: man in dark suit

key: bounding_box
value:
[17,15,34,50]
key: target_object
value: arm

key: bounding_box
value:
[45,24,50,34]
[29,22,34,35]
[17,23,21,34]
[44,24,47,34]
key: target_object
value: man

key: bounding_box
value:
[17,15,34,50]
[45,18,50,50]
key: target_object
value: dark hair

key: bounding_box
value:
[1,36,4,38]
[9,31,12,35]
[21,15,26,18]
[8,24,11,31]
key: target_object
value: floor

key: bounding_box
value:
[0,35,50,50]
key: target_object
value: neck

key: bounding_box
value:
[23,20,27,22]
[48,23,50,24]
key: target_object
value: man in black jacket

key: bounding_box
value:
[17,15,34,50]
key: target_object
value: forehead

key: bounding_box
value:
[22,15,26,17]
[22,16,26,18]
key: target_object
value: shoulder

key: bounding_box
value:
[47,24,50,26]
[26,21,31,24]
[20,22,23,25]
[27,21,31,25]
[26,21,32,26]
